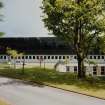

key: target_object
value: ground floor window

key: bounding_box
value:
[66,66,70,72]
[93,66,97,75]
[101,66,105,75]
[74,66,78,73]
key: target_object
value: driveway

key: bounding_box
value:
[0,77,105,105]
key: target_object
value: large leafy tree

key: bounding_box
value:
[42,0,105,78]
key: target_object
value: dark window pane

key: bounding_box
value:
[90,56,92,59]
[44,56,46,59]
[48,56,50,59]
[102,56,104,59]
[63,56,65,59]
[74,66,77,73]
[37,56,39,59]
[52,56,54,59]
[101,66,105,75]
[94,56,96,59]
[4,56,6,59]
[33,56,35,59]
[59,56,61,59]
[25,56,28,59]
[74,56,77,59]
[98,56,100,59]
[55,56,58,59]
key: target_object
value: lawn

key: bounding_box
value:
[0,66,105,99]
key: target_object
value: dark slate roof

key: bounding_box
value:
[0,37,74,55]
[0,37,101,55]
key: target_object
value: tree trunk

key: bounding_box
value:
[77,57,86,79]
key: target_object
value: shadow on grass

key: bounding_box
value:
[0,67,105,90]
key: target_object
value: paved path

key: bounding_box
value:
[0,77,105,105]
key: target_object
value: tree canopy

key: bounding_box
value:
[42,0,105,78]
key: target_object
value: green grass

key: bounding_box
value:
[0,65,105,99]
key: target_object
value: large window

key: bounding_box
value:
[101,66,105,75]
[33,56,35,59]
[59,56,62,59]
[48,56,50,59]
[44,56,46,59]
[67,56,69,59]
[74,66,77,73]
[29,56,32,59]
[55,56,58,59]
[37,56,39,59]
[102,56,104,59]
[0,56,3,59]
[98,56,100,59]
[74,56,77,59]
[25,56,28,59]
[93,66,97,75]
[22,56,24,59]
[18,56,21,59]
[94,56,96,59]
[3,56,6,59]
[11,56,13,59]
[66,66,70,72]
[63,56,65,59]
[51,56,54,59]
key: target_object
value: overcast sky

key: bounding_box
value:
[0,0,53,37]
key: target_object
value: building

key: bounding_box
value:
[0,37,105,76]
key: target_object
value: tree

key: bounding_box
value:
[7,48,18,69]
[42,0,105,78]
[6,48,25,73]
[6,48,24,69]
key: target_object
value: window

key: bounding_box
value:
[102,56,104,59]
[93,66,97,75]
[67,56,69,59]
[40,56,43,59]
[90,56,92,59]
[63,56,65,59]
[74,66,77,73]
[52,56,54,59]
[18,56,21,59]
[101,66,105,75]
[59,56,61,59]
[44,56,46,59]
[25,56,28,59]
[94,56,96,59]
[98,56,100,59]
[22,56,24,59]
[0,56,3,59]
[37,56,39,59]
[33,56,35,59]
[48,56,50,59]
[74,56,77,59]
[55,56,58,59]
[29,56,32,59]
[4,56,6,59]
[11,56,13,59]
[66,66,70,72]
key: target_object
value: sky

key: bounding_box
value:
[0,0,53,37]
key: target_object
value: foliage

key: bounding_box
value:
[6,47,24,59]
[6,48,24,69]
[42,0,105,78]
